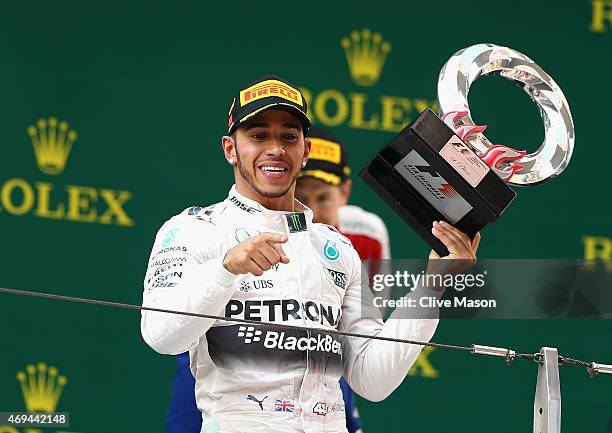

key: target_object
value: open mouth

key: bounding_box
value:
[258,163,289,178]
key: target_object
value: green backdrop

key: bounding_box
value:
[0,1,610,432]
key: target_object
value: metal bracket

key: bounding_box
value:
[588,362,612,378]
[533,347,561,433]
[471,344,516,365]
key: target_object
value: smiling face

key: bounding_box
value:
[222,109,311,209]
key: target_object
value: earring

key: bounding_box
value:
[228,159,235,165]
[302,161,307,167]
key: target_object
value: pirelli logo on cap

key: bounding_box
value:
[308,138,341,164]
[240,80,303,107]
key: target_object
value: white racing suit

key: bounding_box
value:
[141,186,439,433]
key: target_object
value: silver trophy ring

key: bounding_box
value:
[437,43,574,186]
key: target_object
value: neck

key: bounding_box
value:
[234,182,296,212]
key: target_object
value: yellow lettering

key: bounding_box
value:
[0,426,20,433]
[582,236,612,271]
[380,95,412,132]
[0,178,35,215]
[408,346,439,378]
[348,93,379,130]
[0,178,135,227]
[413,99,438,116]
[313,89,349,126]
[66,185,97,223]
[590,0,612,32]
[99,189,134,226]
[300,87,437,132]
[34,182,65,219]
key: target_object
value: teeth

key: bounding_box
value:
[261,166,286,172]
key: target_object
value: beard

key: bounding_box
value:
[235,147,297,198]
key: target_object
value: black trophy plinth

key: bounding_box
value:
[359,109,516,256]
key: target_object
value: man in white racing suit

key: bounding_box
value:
[141,74,481,433]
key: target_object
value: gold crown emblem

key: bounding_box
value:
[27,117,77,175]
[341,29,391,87]
[16,362,68,413]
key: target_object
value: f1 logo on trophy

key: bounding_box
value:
[360,44,575,256]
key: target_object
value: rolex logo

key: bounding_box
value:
[27,117,77,175]
[16,362,68,413]
[0,117,135,226]
[341,29,391,87]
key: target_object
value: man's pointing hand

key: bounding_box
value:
[223,232,290,276]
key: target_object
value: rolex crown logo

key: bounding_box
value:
[341,29,391,87]
[27,117,78,175]
[16,362,68,413]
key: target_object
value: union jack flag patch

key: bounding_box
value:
[274,399,295,412]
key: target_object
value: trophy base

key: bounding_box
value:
[359,109,516,256]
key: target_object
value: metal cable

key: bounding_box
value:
[513,353,538,362]
[0,287,471,351]
[559,356,592,368]
[0,286,608,375]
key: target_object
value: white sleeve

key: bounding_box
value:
[339,249,439,402]
[140,212,238,355]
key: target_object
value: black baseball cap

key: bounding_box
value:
[227,74,311,135]
[298,128,351,186]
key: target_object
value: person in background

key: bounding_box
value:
[296,127,390,264]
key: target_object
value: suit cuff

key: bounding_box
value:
[207,257,239,287]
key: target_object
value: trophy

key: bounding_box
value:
[360,44,574,256]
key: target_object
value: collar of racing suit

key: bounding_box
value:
[227,185,314,233]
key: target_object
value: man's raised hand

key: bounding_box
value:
[428,221,481,276]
